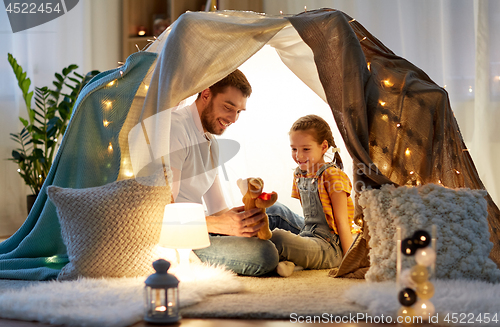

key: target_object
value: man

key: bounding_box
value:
[169,70,303,276]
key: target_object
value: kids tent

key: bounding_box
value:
[1,9,499,280]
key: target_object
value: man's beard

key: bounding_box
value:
[200,99,225,135]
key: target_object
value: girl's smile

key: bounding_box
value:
[289,130,328,173]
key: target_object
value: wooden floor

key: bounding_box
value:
[0,318,436,327]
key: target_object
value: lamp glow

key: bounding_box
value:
[159,203,210,266]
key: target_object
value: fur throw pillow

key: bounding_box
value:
[359,183,500,283]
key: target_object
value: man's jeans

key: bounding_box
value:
[194,202,304,276]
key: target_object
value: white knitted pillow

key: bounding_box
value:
[359,183,500,283]
[47,177,172,281]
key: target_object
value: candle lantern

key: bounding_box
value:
[144,259,180,324]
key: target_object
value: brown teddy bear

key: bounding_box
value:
[236,178,278,240]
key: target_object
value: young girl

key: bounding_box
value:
[271,114,355,277]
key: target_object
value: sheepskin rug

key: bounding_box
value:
[359,183,500,282]
[346,279,500,326]
[0,263,243,327]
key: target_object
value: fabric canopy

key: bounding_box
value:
[1,9,498,280]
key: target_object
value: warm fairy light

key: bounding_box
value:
[280,10,283,14]
[107,80,115,87]
[135,44,140,51]
[55,138,58,142]
[438,180,442,184]
[383,79,394,87]
[381,114,388,122]
[103,120,110,127]
[462,149,469,152]
[108,143,113,152]
[409,171,414,175]
[360,36,367,42]
[469,86,473,93]
[138,31,146,36]
[124,171,134,177]
[144,85,149,91]
[304,6,307,11]
[455,170,460,175]
[405,148,411,156]
[495,76,500,82]
[443,84,447,88]
[349,18,356,23]
[104,101,112,108]
[120,70,123,77]
[17,168,21,172]
[379,100,386,106]
[396,123,401,128]
[155,306,167,312]
[367,62,371,71]
[38,174,42,178]
[213,5,216,10]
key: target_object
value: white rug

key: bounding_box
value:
[346,279,500,326]
[0,263,243,327]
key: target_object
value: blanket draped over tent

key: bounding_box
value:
[1,9,499,280]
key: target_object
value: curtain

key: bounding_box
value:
[263,0,500,207]
[0,0,120,236]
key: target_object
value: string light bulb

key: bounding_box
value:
[383,79,394,87]
[367,62,371,71]
[469,86,473,93]
[144,85,149,91]
[120,70,124,77]
[455,170,461,175]
[103,120,110,127]
[397,123,401,128]
[280,10,283,15]
[125,171,134,177]
[405,148,411,156]
[107,80,115,87]
[108,142,113,152]
[349,18,356,23]
[104,101,112,109]
[360,36,367,42]
[379,100,386,106]
[304,6,307,12]
[17,169,20,172]
[409,171,414,175]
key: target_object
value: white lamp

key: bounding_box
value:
[158,203,210,265]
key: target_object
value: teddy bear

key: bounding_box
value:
[236,177,278,240]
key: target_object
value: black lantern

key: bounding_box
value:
[144,259,180,324]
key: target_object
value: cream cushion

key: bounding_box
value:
[359,183,500,282]
[47,177,171,280]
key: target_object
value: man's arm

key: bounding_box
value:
[171,167,181,201]
[173,168,266,237]
[206,206,267,237]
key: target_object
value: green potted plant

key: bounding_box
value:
[7,53,99,212]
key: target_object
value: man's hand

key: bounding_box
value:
[206,206,266,237]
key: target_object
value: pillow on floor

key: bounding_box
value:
[359,183,500,283]
[47,176,172,281]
